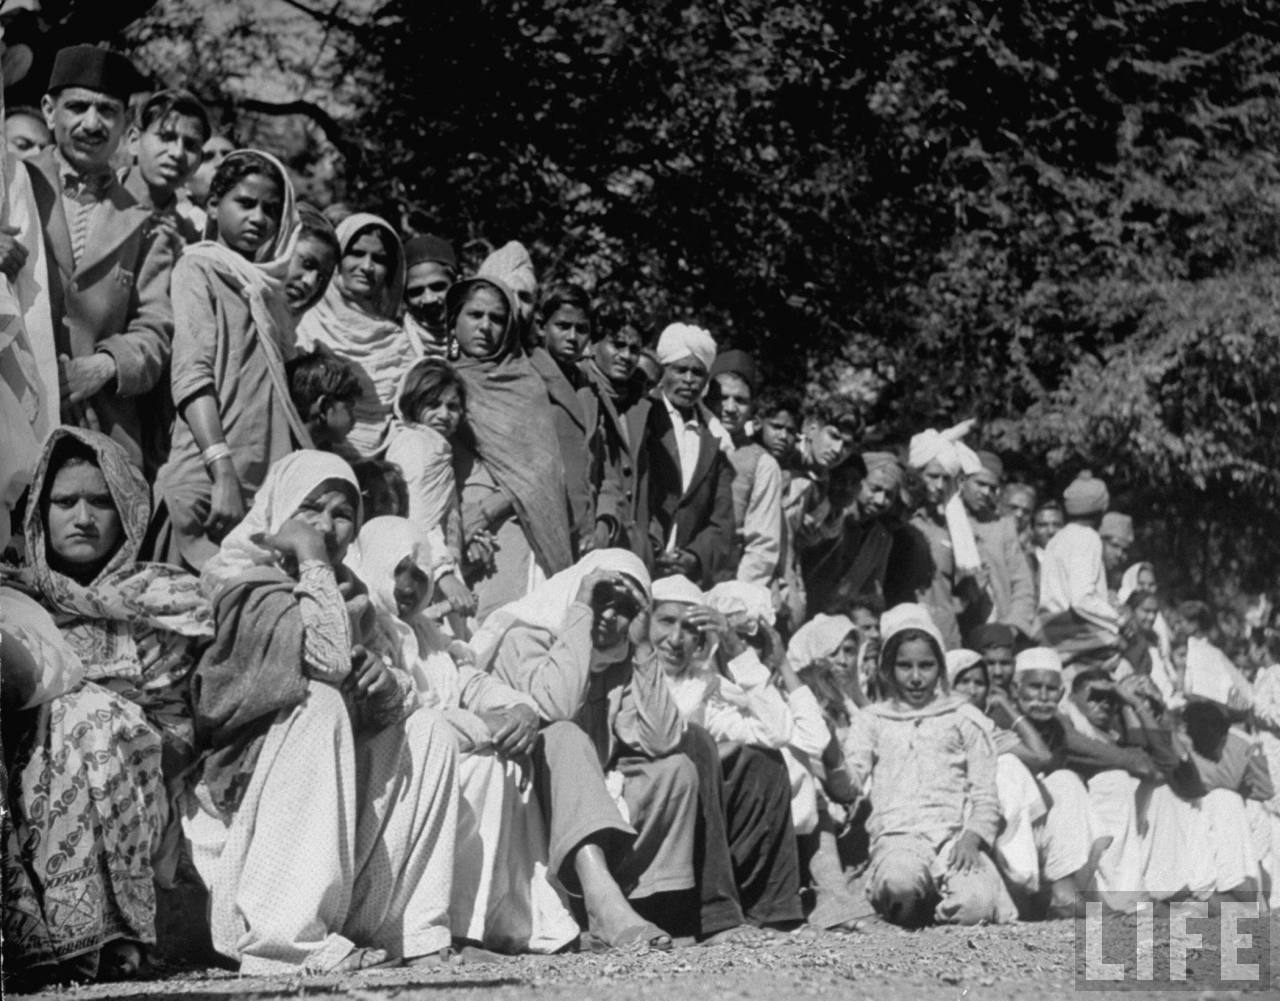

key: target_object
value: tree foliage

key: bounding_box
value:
[120,0,1280,595]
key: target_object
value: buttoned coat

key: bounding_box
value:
[25,149,176,472]
[646,397,737,587]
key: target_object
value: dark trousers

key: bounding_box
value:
[680,725,803,932]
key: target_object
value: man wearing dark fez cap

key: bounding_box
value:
[17,44,176,473]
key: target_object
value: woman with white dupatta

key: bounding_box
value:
[187,451,459,974]
[348,516,579,954]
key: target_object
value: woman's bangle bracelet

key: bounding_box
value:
[202,443,233,469]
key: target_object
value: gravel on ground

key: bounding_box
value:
[13,914,1280,1001]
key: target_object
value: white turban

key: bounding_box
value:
[905,420,983,576]
[656,322,716,372]
[705,580,775,634]
[953,441,983,477]
[907,418,976,476]
[1014,647,1063,676]
[652,574,704,606]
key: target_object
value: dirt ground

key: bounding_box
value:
[14,914,1280,1001]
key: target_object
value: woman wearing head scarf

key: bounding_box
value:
[347,517,578,954]
[1118,561,1174,664]
[151,150,311,572]
[1,584,164,987]
[187,451,459,973]
[8,428,214,897]
[478,240,537,349]
[4,426,215,983]
[840,603,1015,926]
[473,550,694,951]
[447,276,574,620]
[787,612,868,711]
[296,213,413,455]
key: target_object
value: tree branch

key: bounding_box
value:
[274,0,367,36]
[231,97,361,166]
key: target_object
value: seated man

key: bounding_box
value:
[478,550,698,950]
[652,574,804,937]
[646,322,735,587]
[1011,647,1108,918]
[1013,648,1198,916]
[1183,699,1273,900]
[13,45,176,475]
[1059,667,1189,902]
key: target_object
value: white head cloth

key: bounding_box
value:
[1014,646,1063,676]
[787,613,857,667]
[656,322,716,372]
[880,602,947,654]
[652,574,704,606]
[470,548,651,671]
[945,648,984,687]
[907,418,977,476]
[705,580,775,634]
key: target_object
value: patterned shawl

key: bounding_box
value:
[7,427,212,682]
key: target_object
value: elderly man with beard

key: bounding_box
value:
[961,450,1037,638]
[11,46,177,475]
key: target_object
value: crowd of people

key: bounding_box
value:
[4,43,1280,989]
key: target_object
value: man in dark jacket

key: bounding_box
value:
[646,322,735,587]
[23,45,177,475]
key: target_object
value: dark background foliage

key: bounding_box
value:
[12,0,1280,602]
